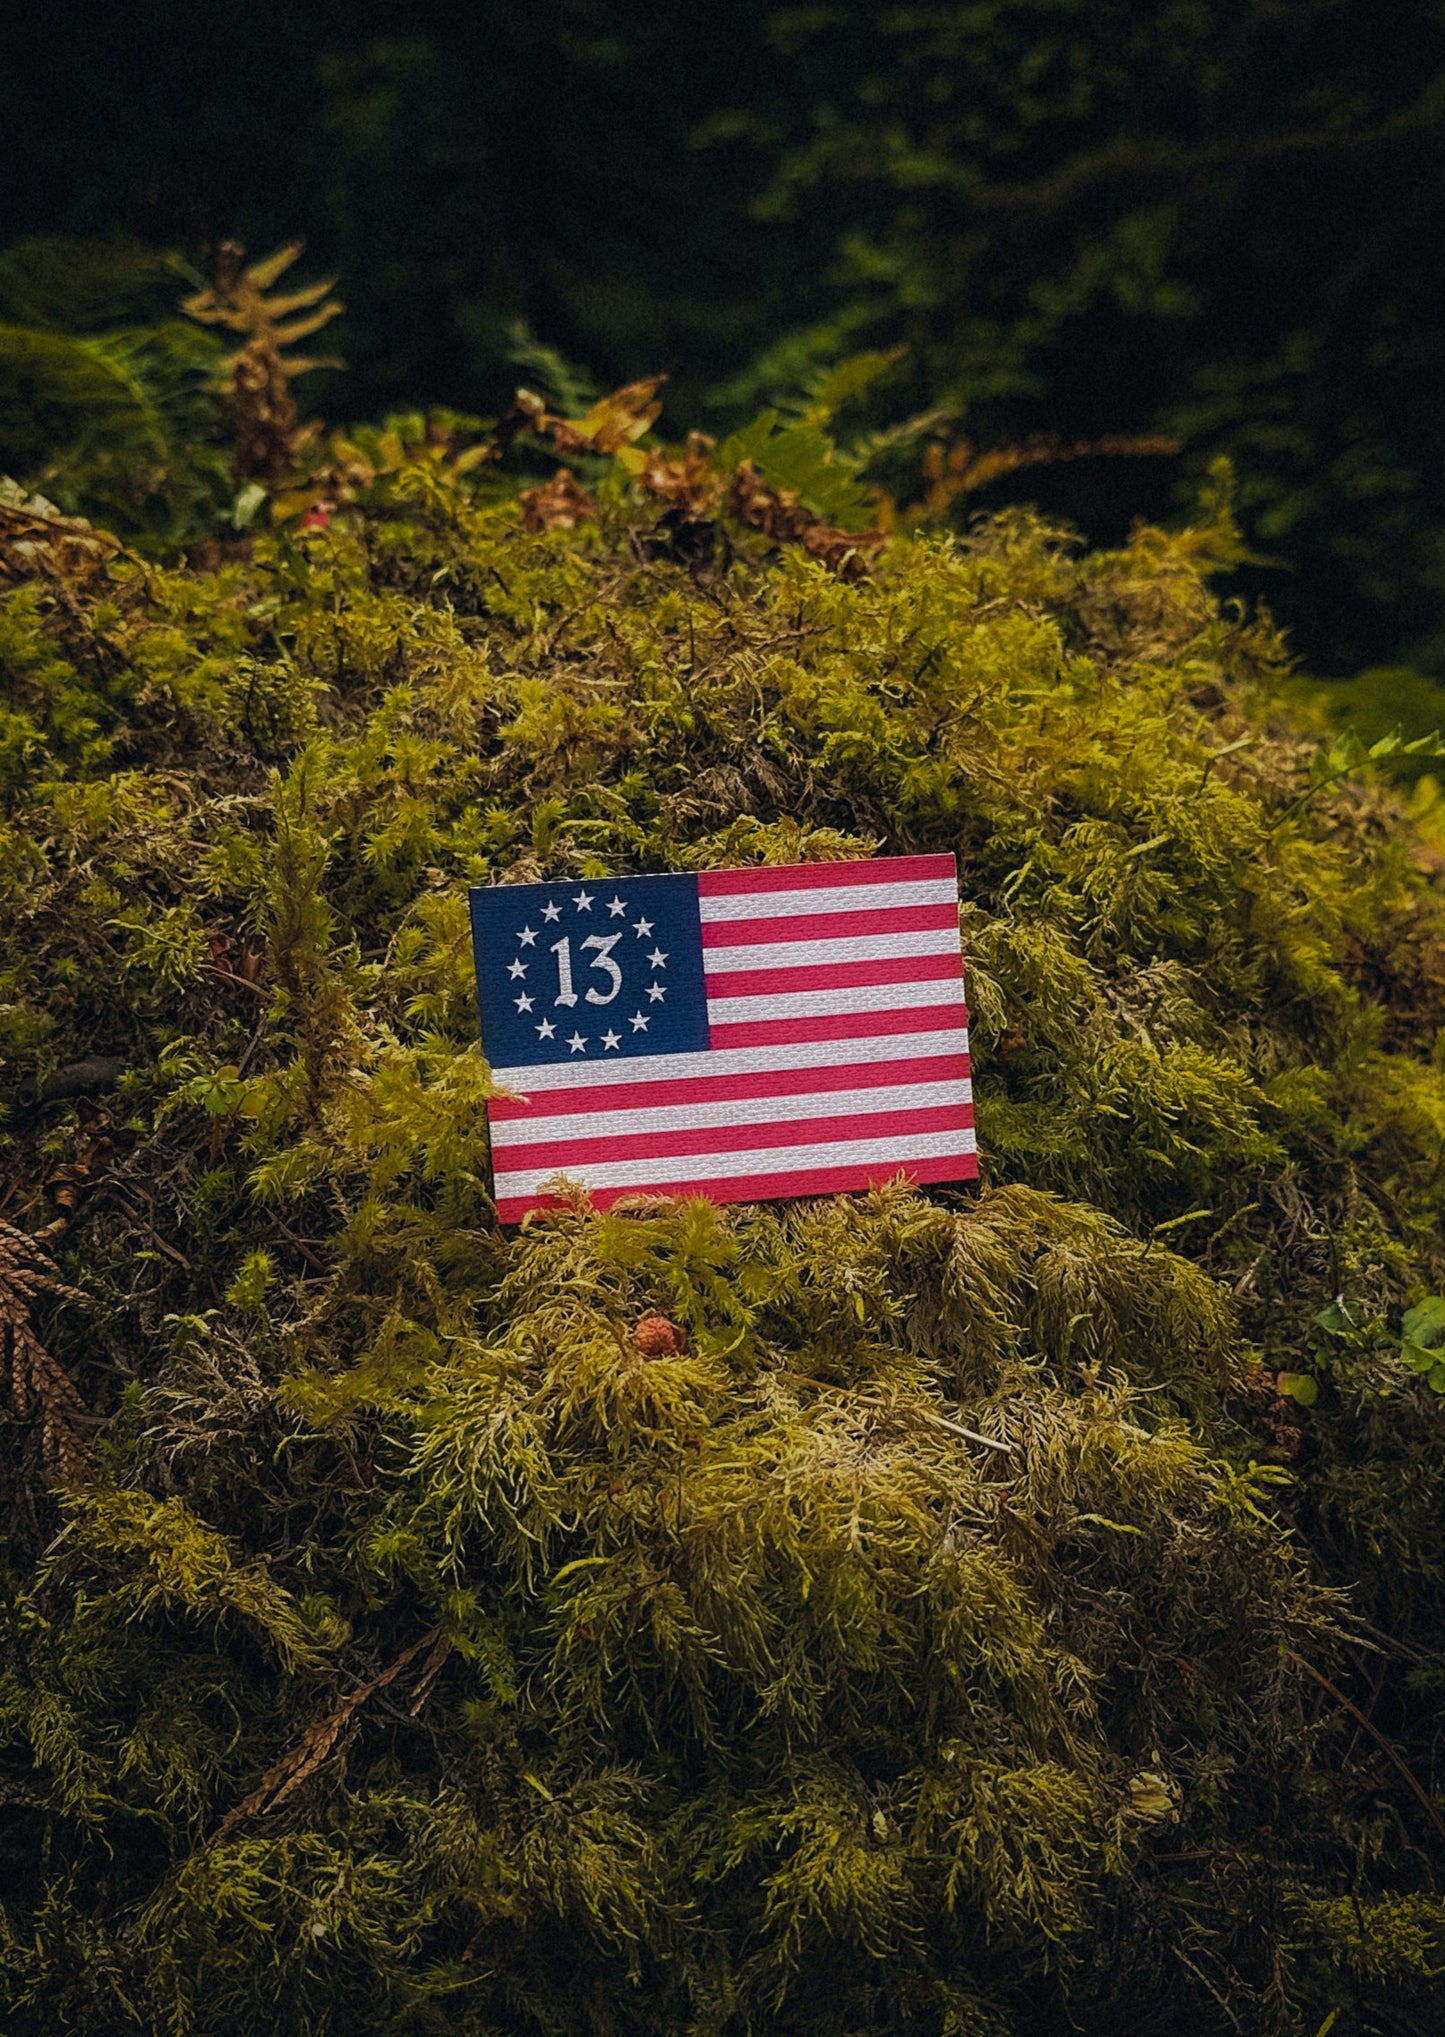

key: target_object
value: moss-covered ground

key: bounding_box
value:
[2,443,1444,2032]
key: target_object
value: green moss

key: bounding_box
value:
[1,463,1443,2032]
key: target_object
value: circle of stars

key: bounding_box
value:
[511,889,668,1052]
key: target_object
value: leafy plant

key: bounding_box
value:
[0,237,346,548]
[0,313,227,545]
[0,389,1444,2034]
[1400,1298,1445,1393]
[1296,1294,1445,1400]
[180,241,343,482]
[1270,724,1445,831]
[715,406,878,530]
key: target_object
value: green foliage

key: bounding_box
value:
[2,452,1445,2034]
[1308,1294,1445,1398]
[8,3,1445,669]
[1400,1298,1445,1393]
[698,0,1445,673]
[715,409,879,531]
[0,236,176,330]
[0,319,230,542]
[0,239,231,545]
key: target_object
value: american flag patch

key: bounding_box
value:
[469,854,977,1221]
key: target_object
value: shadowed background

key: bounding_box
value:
[2,0,1443,683]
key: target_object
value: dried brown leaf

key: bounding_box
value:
[634,432,724,513]
[726,462,885,582]
[552,376,666,457]
[0,483,121,584]
[520,468,596,533]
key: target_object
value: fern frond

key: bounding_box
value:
[181,242,344,482]
[0,318,228,542]
[714,409,877,530]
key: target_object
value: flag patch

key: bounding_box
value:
[469,853,977,1220]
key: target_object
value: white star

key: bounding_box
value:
[647,983,666,1002]
[517,924,537,947]
[630,1011,650,1031]
[567,1031,588,1053]
[601,1030,621,1050]
[632,917,653,938]
[573,890,593,912]
[536,1019,556,1039]
[647,948,668,970]
[515,993,535,1012]
[606,895,627,917]
[541,901,562,923]
[507,959,528,980]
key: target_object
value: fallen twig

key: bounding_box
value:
[215,1628,443,1839]
[921,1410,1015,1455]
[1289,1650,1445,1842]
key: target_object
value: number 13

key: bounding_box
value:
[550,933,623,1007]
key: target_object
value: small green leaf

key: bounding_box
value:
[1402,1296,1445,1349]
[1277,1371,1318,1406]
[549,1556,611,1587]
[1322,730,1363,777]
[232,481,268,530]
[183,1065,243,1116]
[1313,1301,1355,1336]
[803,349,902,424]
[715,409,877,529]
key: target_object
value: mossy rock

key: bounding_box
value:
[1,467,1443,2032]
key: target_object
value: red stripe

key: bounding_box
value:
[700,902,958,948]
[488,1049,972,1123]
[496,1149,980,1221]
[494,1102,975,1175]
[697,854,956,897]
[706,951,962,1000]
[708,1002,968,1052]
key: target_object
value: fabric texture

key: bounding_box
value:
[473,854,977,1219]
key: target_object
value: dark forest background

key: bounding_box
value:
[2,0,1443,687]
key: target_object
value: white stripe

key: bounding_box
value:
[707,977,966,1026]
[490,1024,970,1095]
[490,1076,974,1148]
[703,927,960,972]
[494,1126,978,1197]
[698,878,957,923]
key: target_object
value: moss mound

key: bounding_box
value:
[2,459,1444,2032]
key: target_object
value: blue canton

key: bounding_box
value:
[469,873,710,1071]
